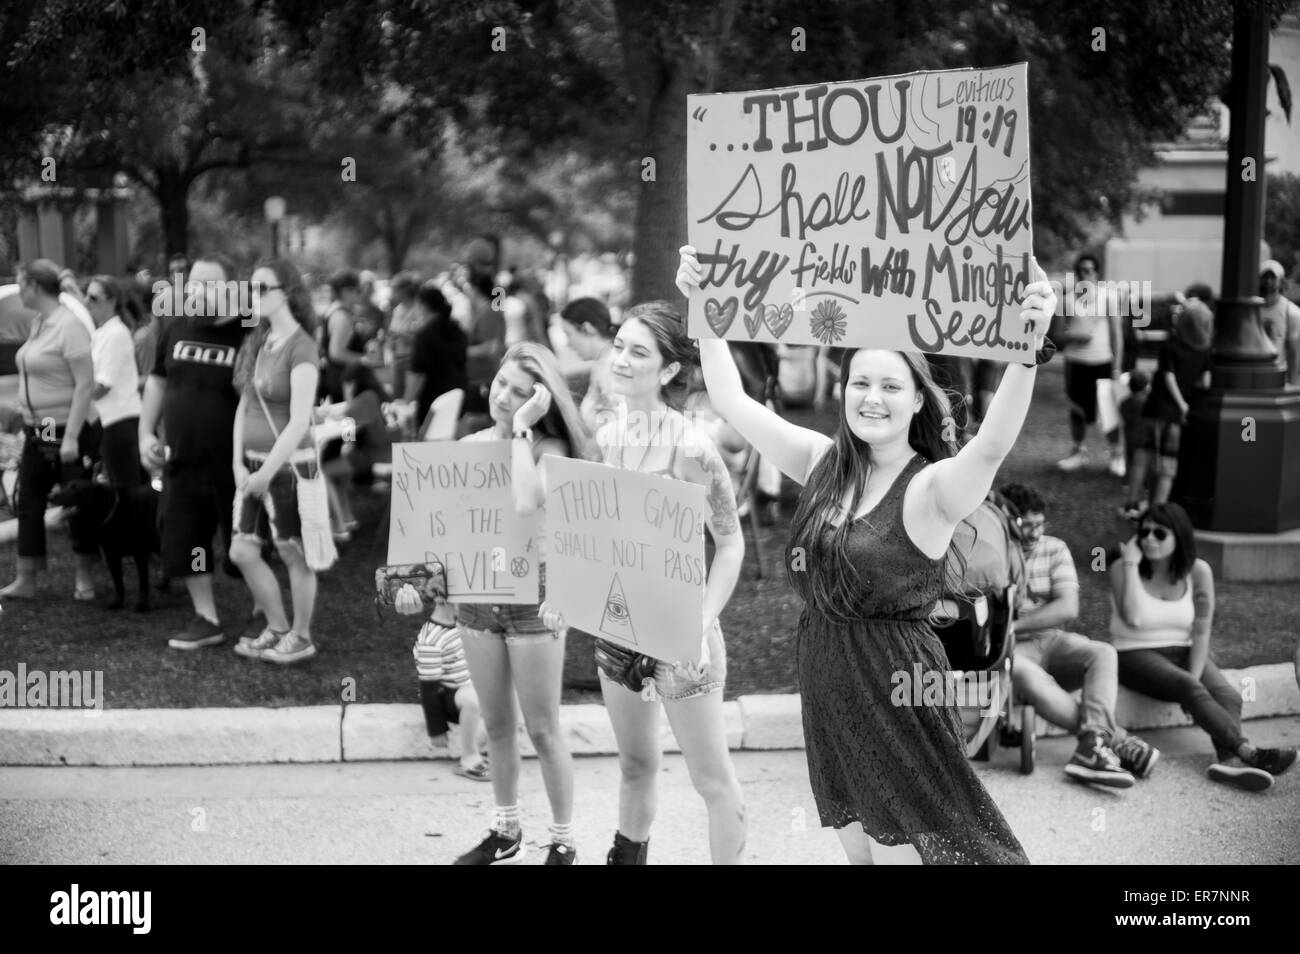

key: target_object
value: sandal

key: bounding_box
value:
[74,586,96,602]
[453,760,492,782]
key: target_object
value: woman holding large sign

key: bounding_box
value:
[535,301,748,865]
[451,342,598,866]
[680,245,1051,865]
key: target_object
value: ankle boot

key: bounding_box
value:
[606,831,648,865]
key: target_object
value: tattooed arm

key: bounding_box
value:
[684,423,744,631]
[1188,559,1215,681]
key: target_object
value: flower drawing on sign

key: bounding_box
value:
[809,299,847,344]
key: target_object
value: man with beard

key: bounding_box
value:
[138,254,250,650]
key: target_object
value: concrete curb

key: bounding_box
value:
[0,665,1296,767]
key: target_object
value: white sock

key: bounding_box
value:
[492,805,521,838]
[548,822,574,847]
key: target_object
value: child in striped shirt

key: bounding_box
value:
[415,606,489,780]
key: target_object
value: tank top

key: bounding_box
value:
[1108,575,1195,652]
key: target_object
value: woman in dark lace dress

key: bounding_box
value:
[682,246,1057,865]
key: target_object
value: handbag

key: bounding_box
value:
[251,347,337,572]
[594,637,661,696]
[374,562,449,618]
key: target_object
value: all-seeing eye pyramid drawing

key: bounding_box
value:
[599,573,636,645]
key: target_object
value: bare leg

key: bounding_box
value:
[460,632,520,812]
[228,538,288,632]
[663,690,746,864]
[455,686,482,769]
[183,572,220,625]
[276,540,316,639]
[506,635,573,825]
[599,672,661,842]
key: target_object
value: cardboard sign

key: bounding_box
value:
[544,456,706,664]
[687,64,1034,361]
[387,441,540,604]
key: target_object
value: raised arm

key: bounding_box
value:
[1108,537,1146,629]
[678,246,831,484]
[919,265,1057,526]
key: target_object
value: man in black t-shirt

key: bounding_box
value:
[138,255,249,651]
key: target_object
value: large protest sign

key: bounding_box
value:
[687,64,1034,361]
[387,441,540,604]
[544,456,706,664]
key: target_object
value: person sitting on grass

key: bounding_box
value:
[1000,483,1158,789]
[401,588,490,781]
[1109,502,1298,791]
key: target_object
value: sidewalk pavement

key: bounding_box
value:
[2,663,1297,767]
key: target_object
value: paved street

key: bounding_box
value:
[2,718,1296,865]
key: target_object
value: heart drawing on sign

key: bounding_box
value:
[764,302,794,338]
[704,297,738,337]
[743,307,764,339]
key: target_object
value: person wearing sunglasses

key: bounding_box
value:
[229,260,326,665]
[1000,483,1158,788]
[1109,503,1297,790]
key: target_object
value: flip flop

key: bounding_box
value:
[453,760,492,782]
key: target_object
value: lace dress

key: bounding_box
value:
[794,453,1029,864]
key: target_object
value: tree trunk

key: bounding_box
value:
[154,167,192,261]
[613,0,736,305]
[613,1,692,305]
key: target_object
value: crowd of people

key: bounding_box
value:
[2,237,1297,865]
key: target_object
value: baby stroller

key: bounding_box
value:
[931,492,1037,774]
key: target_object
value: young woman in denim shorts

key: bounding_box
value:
[538,301,748,865]
[452,343,600,866]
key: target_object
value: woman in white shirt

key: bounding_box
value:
[85,276,144,487]
[1109,502,1296,790]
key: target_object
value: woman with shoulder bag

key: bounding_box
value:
[229,258,332,665]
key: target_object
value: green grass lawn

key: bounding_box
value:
[1,361,1295,709]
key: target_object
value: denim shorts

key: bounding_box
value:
[456,565,557,645]
[596,620,727,701]
[233,458,301,545]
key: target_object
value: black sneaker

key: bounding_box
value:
[606,831,648,865]
[545,842,577,865]
[1112,734,1160,779]
[1246,747,1298,777]
[453,829,525,865]
[167,614,224,650]
[1064,731,1136,788]
[1207,757,1274,791]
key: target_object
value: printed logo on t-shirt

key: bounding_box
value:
[172,340,236,367]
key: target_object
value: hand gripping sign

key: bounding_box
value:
[687,63,1035,362]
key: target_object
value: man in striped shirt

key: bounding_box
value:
[415,608,488,780]
[1002,483,1158,788]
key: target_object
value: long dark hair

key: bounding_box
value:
[234,258,316,390]
[787,348,967,622]
[1138,502,1197,583]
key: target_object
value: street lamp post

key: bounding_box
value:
[264,196,286,257]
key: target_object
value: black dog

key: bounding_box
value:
[50,479,160,611]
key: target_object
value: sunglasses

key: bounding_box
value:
[253,282,282,295]
[1138,526,1170,542]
